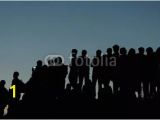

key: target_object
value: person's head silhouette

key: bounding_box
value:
[0,80,6,87]
[146,47,153,55]
[72,49,78,57]
[120,47,127,55]
[13,71,19,79]
[107,48,112,55]
[48,59,54,66]
[96,50,102,57]
[82,50,87,57]
[138,47,145,55]
[128,48,136,56]
[37,60,43,67]
[54,57,63,66]
[113,44,120,54]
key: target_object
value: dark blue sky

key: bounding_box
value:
[0,1,160,88]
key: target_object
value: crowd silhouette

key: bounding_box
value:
[1,44,160,118]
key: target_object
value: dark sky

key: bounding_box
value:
[0,1,160,88]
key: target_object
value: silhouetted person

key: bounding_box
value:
[21,60,45,117]
[91,50,102,98]
[29,60,44,86]
[32,60,44,80]
[46,58,56,97]
[119,47,128,97]
[112,44,120,95]
[128,48,138,98]
[102,48,113,91]
[136,47,146,98]
[0,80,9,118]
[54,57,68,99]
[145,47,156,98]
[7,72,25,118]
[69,49,79,89]
[78,50,90,89]
[11,72,25,101]
[32,60,43,74]
[29,60,44,90]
